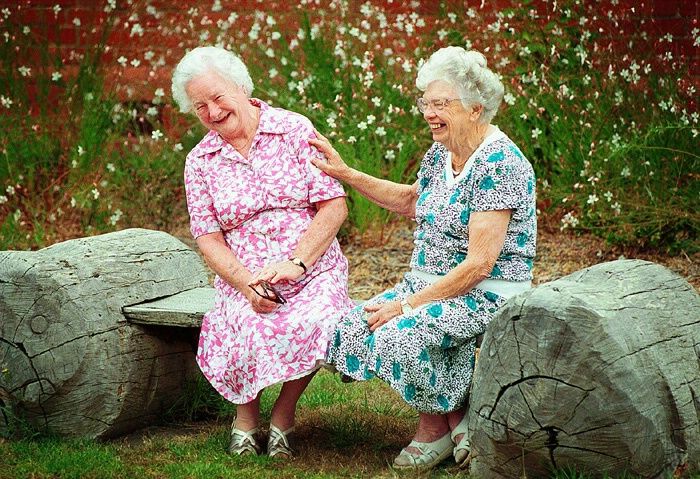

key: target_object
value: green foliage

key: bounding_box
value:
[0,0,696,252]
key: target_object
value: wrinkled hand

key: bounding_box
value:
[249,260,304,286]
[308,129,352,181]
[365,301,402,332]
[245,286,280,314]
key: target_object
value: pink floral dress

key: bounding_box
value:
[184,99,355,404]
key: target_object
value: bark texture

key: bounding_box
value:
[0,229,208,438]
[468,259,700,478]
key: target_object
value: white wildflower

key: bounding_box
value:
[130,23,144,37]
[109,209,123,226]
[375,126,386,137]
[91,188,100,200]
[151,129,163,141]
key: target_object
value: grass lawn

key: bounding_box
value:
[4,368,693,479]
[0,371,469,478]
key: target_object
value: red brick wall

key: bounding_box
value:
[3,0,698,100]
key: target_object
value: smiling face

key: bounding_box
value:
[421,80,481,147]
[185,69,257,143]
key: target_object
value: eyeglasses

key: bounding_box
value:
[249,281,287,304]
[416,97,466,113]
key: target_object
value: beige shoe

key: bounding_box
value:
[227,426,261,456]
[393,432,453,470]
[267,424,295,458]
[451,413,471,465]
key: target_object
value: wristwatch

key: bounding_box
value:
[400,298,414,315]
[289,257,307,273]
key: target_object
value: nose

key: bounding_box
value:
[207,102,222,120]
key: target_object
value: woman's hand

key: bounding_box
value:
[249,260,305,286]
[245,287,281,314]
[365,301,402,332]
[308,129,352,181]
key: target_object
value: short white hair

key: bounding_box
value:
[416,46,504,123]
[171,46,254,113]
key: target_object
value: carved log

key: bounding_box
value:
[468,259,700,478]
[0,229,209,438]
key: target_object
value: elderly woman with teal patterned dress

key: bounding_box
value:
[309,46,536,471]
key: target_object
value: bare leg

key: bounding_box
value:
[447,402,469,444]
[403,412,450,454]
[269,370,318,430]
[234,392,262,431]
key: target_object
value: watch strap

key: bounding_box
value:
[289,257,307,273]
[400,298,414,315]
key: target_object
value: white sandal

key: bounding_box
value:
[451,413,471,465]
[267,424,295,458]
[393,432,453,470]
[227,425,261,456]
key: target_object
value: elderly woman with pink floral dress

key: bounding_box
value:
[171,46,354,458]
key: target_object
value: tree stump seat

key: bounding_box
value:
[0,229,213,439]
[468,259,700,478]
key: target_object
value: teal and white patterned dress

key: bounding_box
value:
[326,128,537,413]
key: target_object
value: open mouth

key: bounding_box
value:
[430,122,446,132]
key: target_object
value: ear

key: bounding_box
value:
[470,104,484,121]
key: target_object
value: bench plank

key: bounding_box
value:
[123,287,214,327]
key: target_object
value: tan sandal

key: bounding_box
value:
[451,413,471,465]
[393,432,453,470]
[267,424,295,458]
[227,425,261,456]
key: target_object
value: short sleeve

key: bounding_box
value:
[292,120,346,204]
[470,146,533,213]
[416,143,441,196]
[184,156,221,239]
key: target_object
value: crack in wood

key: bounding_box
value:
[605,335,686,367]
[487,375,593,420]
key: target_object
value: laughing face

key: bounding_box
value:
[186,69,256,143]
[421,80,479,147]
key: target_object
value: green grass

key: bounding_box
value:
[2,370,695,479]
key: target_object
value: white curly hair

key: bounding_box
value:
[171,46,254,113]
[416,46,504,123]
